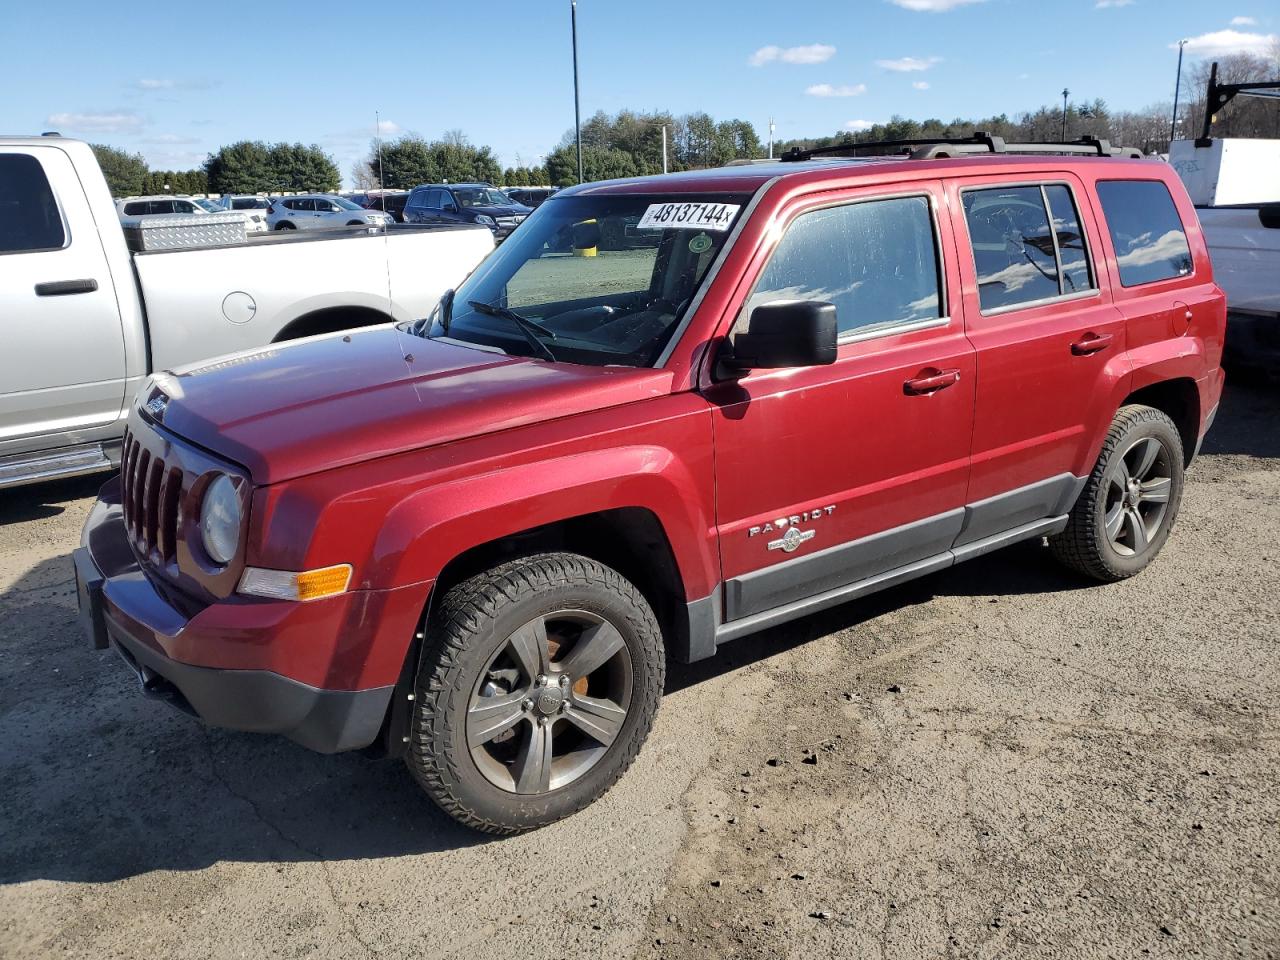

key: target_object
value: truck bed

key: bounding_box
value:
[132,223,493,373]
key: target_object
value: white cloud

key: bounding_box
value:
[844,120,878,132]
[1229,15,1256,25]
[133,78,217,91]
[1095,0,1134,8]
[141,133,200,145]
[876,56,942,72]
[376,119,400,136]
[1176,28,1278,56]
[806,83,867,97]
[913,81,931,90]
[888,0,986,10]
[46,111,146,134]
[749,43,836,66]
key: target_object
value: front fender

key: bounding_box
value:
[368,445,719,599]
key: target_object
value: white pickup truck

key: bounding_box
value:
[1171,138,1280,376]
[0,135,494,488]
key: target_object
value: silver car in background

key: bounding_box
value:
[214,194,272,233]
[267,194,393,231]
[115,196,211,220]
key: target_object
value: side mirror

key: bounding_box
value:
[718,300,838,376]
[444,203,458,213]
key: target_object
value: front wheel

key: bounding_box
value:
[1050,404,1185,582]
[274,221,295,230]
[406,553,665,835]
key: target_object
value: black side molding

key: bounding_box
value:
[35,278,98,297]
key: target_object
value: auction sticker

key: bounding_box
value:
[637,202,740,232]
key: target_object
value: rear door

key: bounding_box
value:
[706,182,976,623]
[948,174,1128,536]
[0,147,127,444]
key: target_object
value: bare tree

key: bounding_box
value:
[349,159,377,191]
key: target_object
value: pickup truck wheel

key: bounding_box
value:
[407,552,665,835]
[1049,404,1184,582]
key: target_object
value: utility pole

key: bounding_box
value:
[1061,88,1070,140]
[571,0,583,184]
[661,124,668,174]
[375,110,386,211]
[768,116,775,159]
[1171,39,1188,145]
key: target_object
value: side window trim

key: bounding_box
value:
[737,188,952,347]
[958,178,1102,317]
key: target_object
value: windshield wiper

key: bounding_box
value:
[467,300,558,362]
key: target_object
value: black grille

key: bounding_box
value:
[119,429,184,564]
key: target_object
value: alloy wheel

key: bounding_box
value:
[1103,435,1173,557]
[466,610,633,795]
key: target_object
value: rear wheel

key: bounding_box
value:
[1050,404,1185,581]
[406,553,664,834]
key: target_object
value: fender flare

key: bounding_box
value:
[366,445,719,600]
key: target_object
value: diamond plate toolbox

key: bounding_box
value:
[122,212,249,252]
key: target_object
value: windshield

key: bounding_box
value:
[418,192,750,367]
[194,198,219,212]
[332,196,363,210]
[455,187,515,208]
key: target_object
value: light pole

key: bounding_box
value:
[768,116,775,159]
[1061,88,1070,140]
[661,124,668,174]
[1171,39,1189,144]
[571,0,583,184]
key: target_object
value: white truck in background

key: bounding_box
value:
[1170,137,1280,377]
[0,135,495,489]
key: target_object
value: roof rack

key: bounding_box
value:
[1199,61,1280,142]
[779,131,1144,162]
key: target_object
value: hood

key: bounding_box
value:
[151,326,674,484]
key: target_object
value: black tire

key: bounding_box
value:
[406,552,665,835]
[274,221,295,230]
[1049,404,1185,582]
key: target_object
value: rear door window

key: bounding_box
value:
[743,194,943,338]
[1095,180,1193,286]
[961,186,1061,310]
[1044,185,1093,294]
[0,153,66,253]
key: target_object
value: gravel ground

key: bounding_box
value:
[1,381,1276,960]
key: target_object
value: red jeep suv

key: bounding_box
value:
[75,135,1225,834]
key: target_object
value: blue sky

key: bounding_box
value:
[3,0,1276,186]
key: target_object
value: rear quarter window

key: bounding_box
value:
[1095,180,1193,287]
[0,154,67,254]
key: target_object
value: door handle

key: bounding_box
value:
[35,279,98,297]
[1070,332,1113,355]
[903,368,961,395]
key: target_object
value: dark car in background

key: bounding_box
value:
[403,183,532,239]
[360,191,409,222]
[504,187,556,208]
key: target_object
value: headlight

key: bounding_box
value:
[199,474,242,565]
[474,214,496,227]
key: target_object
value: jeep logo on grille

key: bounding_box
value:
[144,395,168,420]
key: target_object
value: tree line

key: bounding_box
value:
[776,54,1278,158]
[92,141,340,197]
[92,52,1276,198]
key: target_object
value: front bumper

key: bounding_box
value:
[75,477,427,753]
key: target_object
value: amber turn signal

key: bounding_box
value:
[238,564,353,602]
